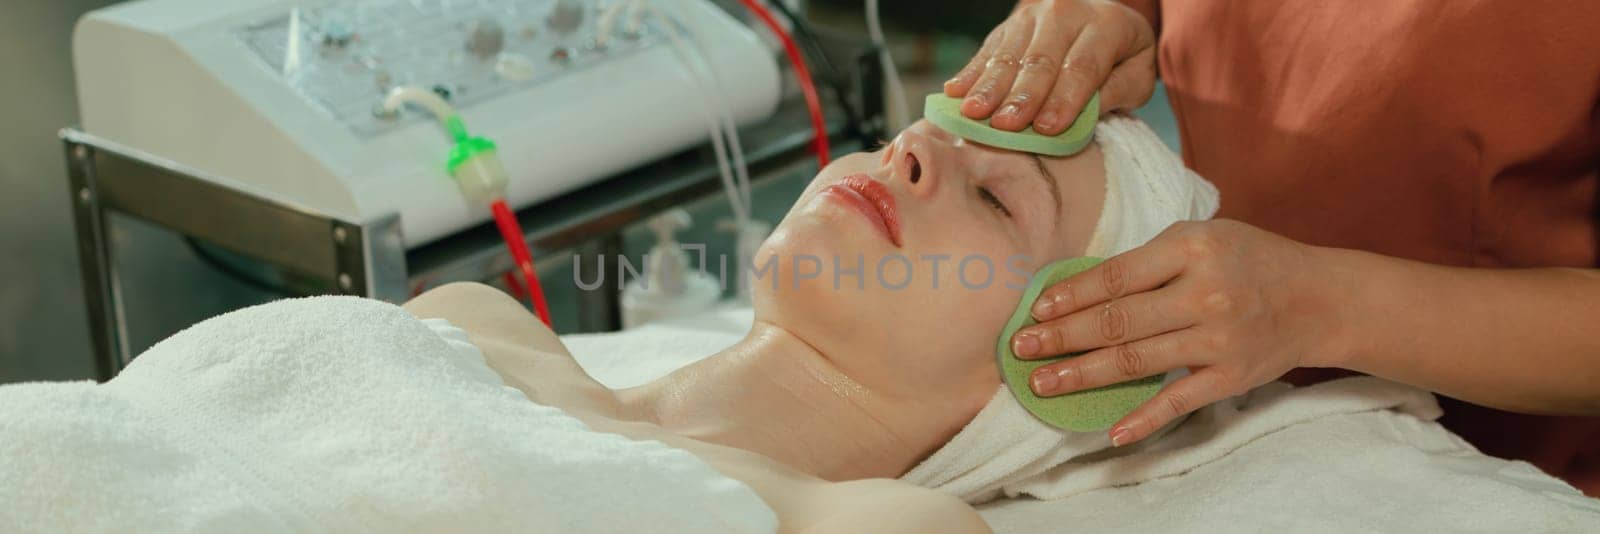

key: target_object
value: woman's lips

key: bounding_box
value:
[822,174,902,247]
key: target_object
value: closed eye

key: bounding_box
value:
[978,186,1013,218]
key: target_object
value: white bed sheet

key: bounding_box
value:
[973,428,1600,533]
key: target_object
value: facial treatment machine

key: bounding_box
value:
[63,0,885,378]
[76,0,779,243]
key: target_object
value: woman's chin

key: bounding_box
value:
[753,225,883,321]
[761,216,871,270]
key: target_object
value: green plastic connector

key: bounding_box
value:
[446,136,497,176]
[445,116,470,142]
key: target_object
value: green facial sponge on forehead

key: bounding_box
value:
[923,92,1099,156]
[998,257,1164,432]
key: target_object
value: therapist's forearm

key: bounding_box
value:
[1319,247,1600,415]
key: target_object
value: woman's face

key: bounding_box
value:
[754,119,1105,421]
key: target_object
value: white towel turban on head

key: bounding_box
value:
[900,115,1220,503]
[1084,116,1221,258]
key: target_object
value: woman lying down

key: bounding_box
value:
[4,118,1594,532]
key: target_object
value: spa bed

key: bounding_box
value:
[3,298,1593,532]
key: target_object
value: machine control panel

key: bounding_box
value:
[235,0,665,136]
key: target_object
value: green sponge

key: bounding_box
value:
[923,92,1099,156]
[998,257,1163,431]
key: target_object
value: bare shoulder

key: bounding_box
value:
[403,282,620,415]
[804,479,989,534]
[403,282,568,357]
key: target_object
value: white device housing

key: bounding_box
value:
[73,0,780,246]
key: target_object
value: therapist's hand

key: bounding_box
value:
[945,0,1156,133]
[1011,220,1350,446]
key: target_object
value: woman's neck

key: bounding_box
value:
[619,322,958,481]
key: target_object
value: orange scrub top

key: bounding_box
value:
[1123,0,1600,494]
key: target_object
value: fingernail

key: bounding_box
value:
[1032,297,1055,318]
[997,103,1020,118]
[1013,332,1040,357]
[1031,369,1058,395]
[1035,109,1060,130]
[1109,426,1132,447]
[1036,327,1057,349]
[969,88,993,106]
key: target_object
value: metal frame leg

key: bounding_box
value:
[65,141,124,381]
[574,235,624,332]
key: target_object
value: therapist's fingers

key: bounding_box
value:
[944,28,1004,98]
[988,15,1084,131]
[1032,22,1125,135]
[1012,286,1193,359]
[1028,328,1194,397]
[960,18,1036,119]
[1107,369,1235,446]
[1030,239,1189,324]
[1097,45,1158,113]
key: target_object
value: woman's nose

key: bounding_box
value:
[892,131,942,199]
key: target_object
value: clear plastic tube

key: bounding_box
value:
[649,1,751,227]
[594,1,628,49]
[865,0,909,131]
[380,87,458,133]
[653,1,754,217]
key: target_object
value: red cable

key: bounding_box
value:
[490,199,552,326]
[739,0,830,168]
[501,271,526,300]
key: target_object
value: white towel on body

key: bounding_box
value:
[0,297,775,533]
